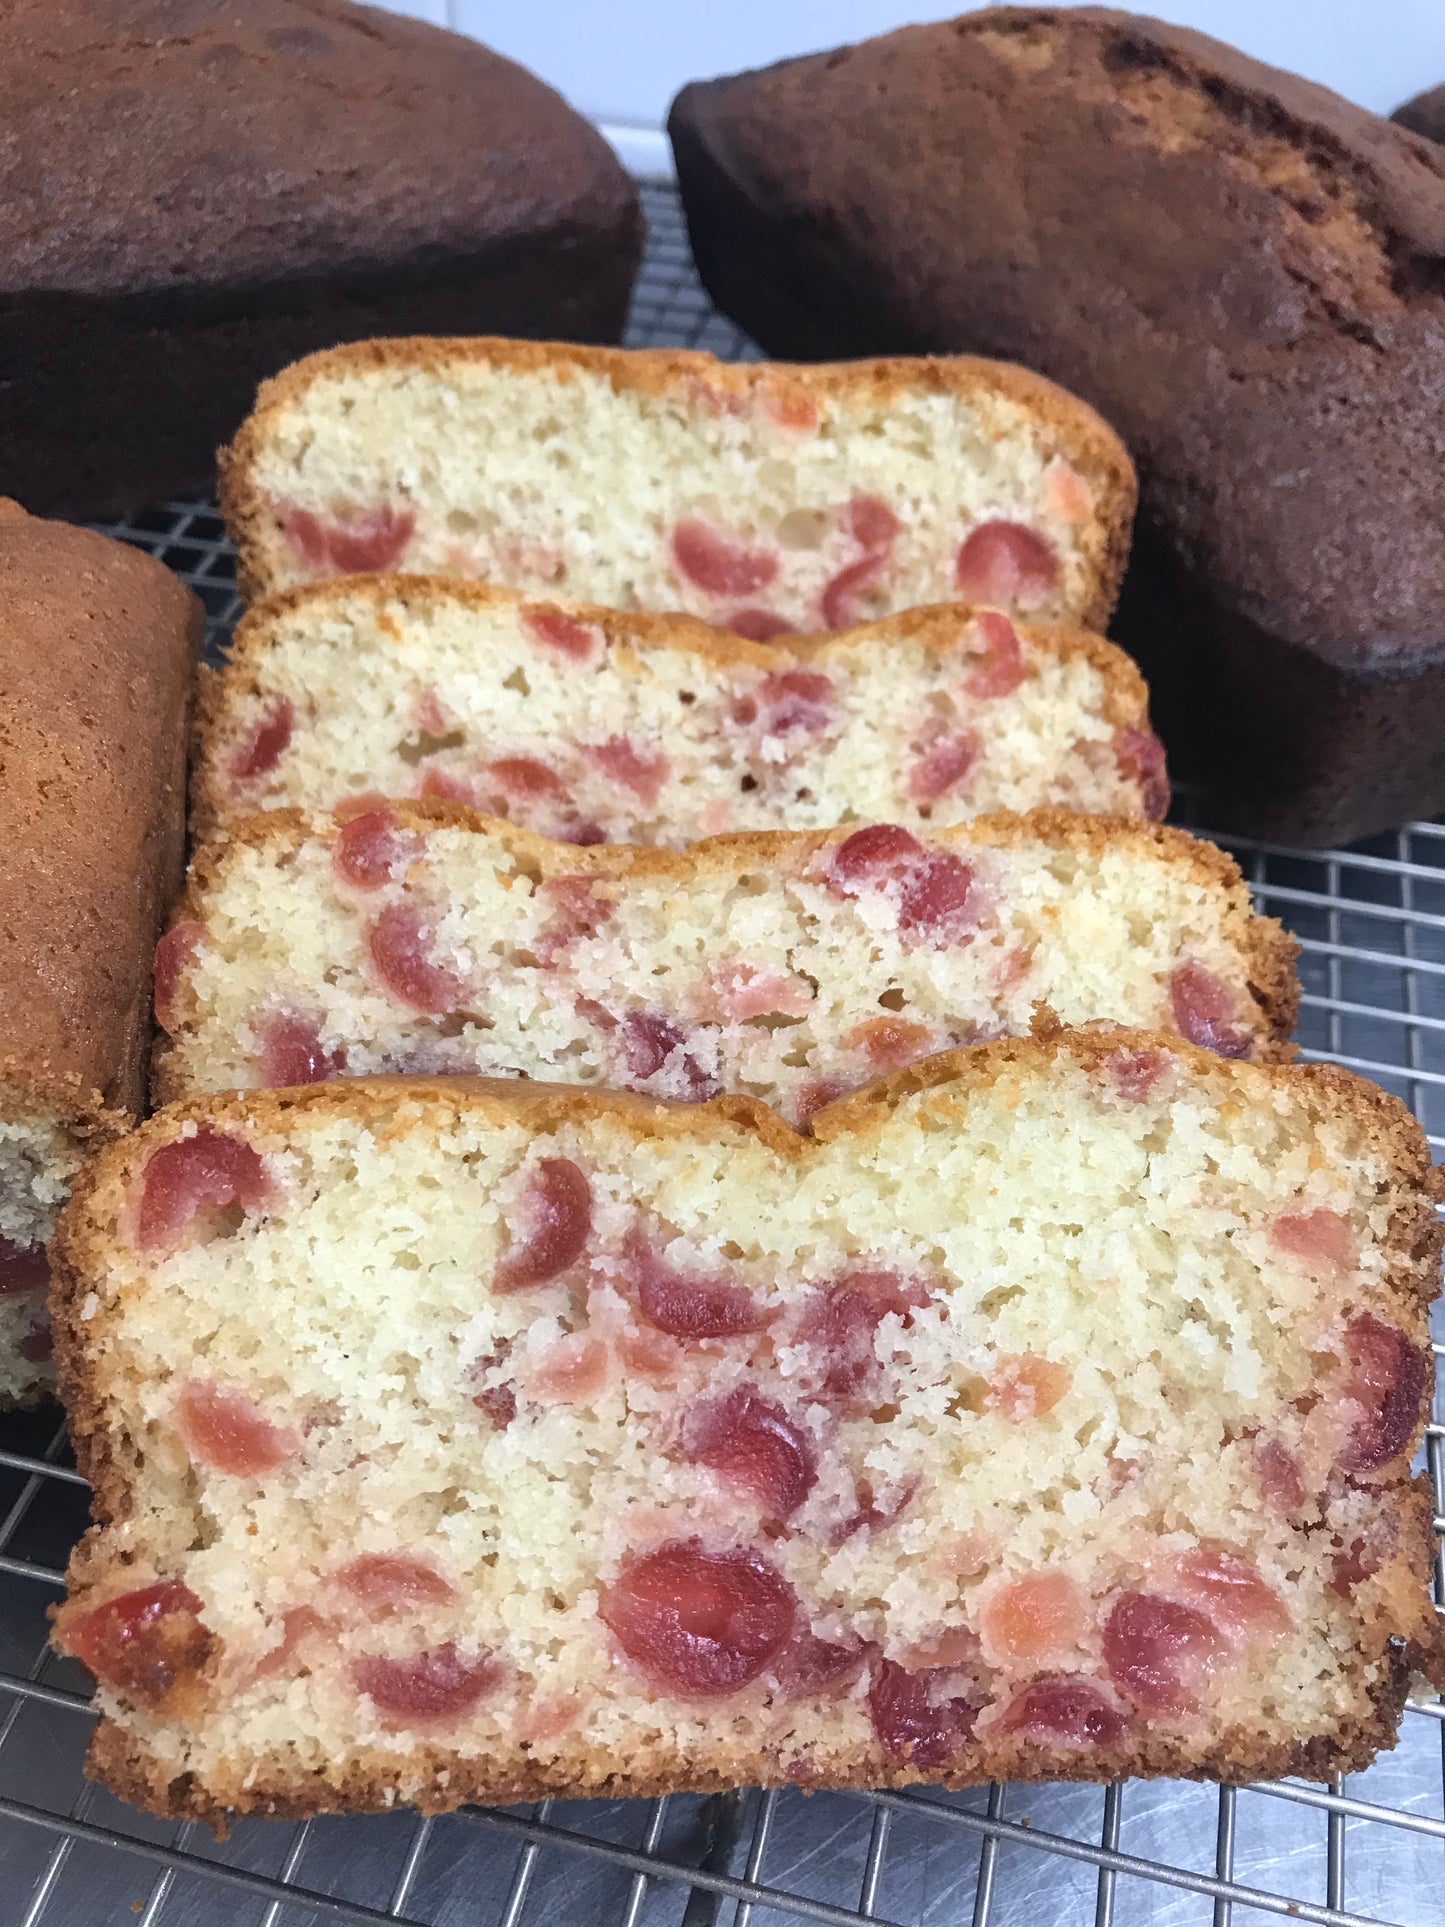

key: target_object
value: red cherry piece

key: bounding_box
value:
[1329,1515,1397,1597]
[726,609,797,641]
[620,1011,720,1101]
[1002,1675,1126,1747]
[587,736,670,806]
[522,603,601,661]
[177,1378,297,1477]
[831,823,924,885]
[681,1388,818,1520]
[906,732,980,805]
[672,519,780,598]
[286,502,415,575]
[353,1643,498,1724]
[1174,1544,1291,1639]
[257,1012,343,1087]
[820,555,885,631]
[770,1632,865,1700]
[868,1659,979,1766]
[796,1077,850,1122]
[836,1473,920,1544]
[801,1269,932,1401]
[707,962,811,1024]
[753,669,834,736]
[495,1157,593,1291]
[847,495,901,553]
[987,1353,1073,1421]
[965,610,1027,700]
[532,1334,613,1404]
[955,521,1058,608]
[334,808,416,890]
[153,920,204,1032]
[418,766,477,806]
[1338,1312,1430,1474]
[1115,728,1171,821]
[1102,1592,1223,1712]
[484,756,566,802]
[623,1226,773,1340]
[367,902,467,1014]
[338,1553,455,1613]
[229,697,295,783]
[474,1381,517,1429]
[1104,1047,1167,1103]
[281,506,330,568]
[847,1015,934,1071]
[601,1540,797,1697]
[1269,1209,1357,1276]
[1256,1437,1306,1517]
[63,1580,211,1703]
[1169,962,1253,1059]
[135,1129,270,1256]
[0,1237,48,1295]
[898,853,982,939]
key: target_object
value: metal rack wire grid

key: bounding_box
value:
[1,179,1440,1927]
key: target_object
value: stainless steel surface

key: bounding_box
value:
[0,180,1439,1926]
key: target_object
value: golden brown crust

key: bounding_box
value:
[217,336,1138,623]
[0,499,201,1134]
[51,1035,1442,1817]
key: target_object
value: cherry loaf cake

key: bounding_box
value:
[670,7,1445,844]
[50,1033,1445,1819]
[153,805,1294,1121]
[195,577,1167,845]
[218,338,1136,635]
[0,500,199,1403]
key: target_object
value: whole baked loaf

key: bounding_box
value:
[0,500,199,1402]
[151,804,1296,1117]
[194,578,1166,843]
[51,1036,1444,1818]
[220,339,1136,634]
[0,0,641,518]
[670,8,1445,845]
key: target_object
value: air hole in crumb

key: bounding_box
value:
[678,690,696,706]
[947,1378,988,1418]
[978,1285,1025,1316]
[503,666,531,696]
[878,987,906,1011]
[739,775,759,793]
[397,727,466,766]
[721,1240,746,1261]
[794,788,814,804]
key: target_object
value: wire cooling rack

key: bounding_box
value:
[0,180,1441,1927]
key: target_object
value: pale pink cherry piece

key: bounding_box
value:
[352,1643,499,1724]
[680,1387,818,1520]
[1168,961,1253,1059]
[906,732,980,805]
[482,756,567,805]
[1044,460,1094,525]
[521,603,601,661]
[868,1658,980,1766]
[282,502,415,575]
[1329,1514,1397,1597]
[796,1077,851,1123]
[0,1239,47,1295]
[834,1471,920,1545]
[1102,1591,1223,1712]
[366,902,468,1014]
[600,1540,797,1697]
[1337,1312,1430,1474]
[257,1012,344,1088]
[800,1268,933,1402]
[1104,1046,1169,1103]
[495,1157,593,1291]
[249,1604,332,1683]
[987,1353,1073,1421]
[761,387,820,433]
[229,696,294,784]
[725,609,798,641]
[671,519,780,598]
[770,1631,865,1700]
[955,520,1059,608]
[1269,1208,1357,1277]
[1255,1437,1306,1517]
[1173,1544,1291,1640]
[586,736,670,806]
[621,1225,774,1341]
[531,1334,613,1405]
[899,1626,986,1673]
[333,808,418,891]
[750,668,834,736]
[411,685,453,736]
[417,766,478,806]
[177,1378,298,1477]
[337,1553,455,1614]
[964,610,1027,700]
[135,1129,270,1255]
[847,495,901,552]
[1114,728,1171,821]
[515,1691,585,1743]
[615,1322,687,1383]
[153,920,204,1032]
[703,961,813,1025]
[978,1572,1090,1668]
[844,1015,936,1072]
[500,535,567,583]
[1001,1675,1126,1746]
[620,1011,721,1102]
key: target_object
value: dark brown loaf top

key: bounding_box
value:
[0,0,642,517]
[670,8,1445,846]
[1393,86,1445,145]
[0,500,200,1133]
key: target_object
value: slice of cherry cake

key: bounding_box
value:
[219,338,1136,632]
[152,807,1296,1118]
[195,578,1167,844]
[51,1033,1444,1820]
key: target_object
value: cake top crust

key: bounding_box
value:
[0,0,638,301]
[0,498,199,1129]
